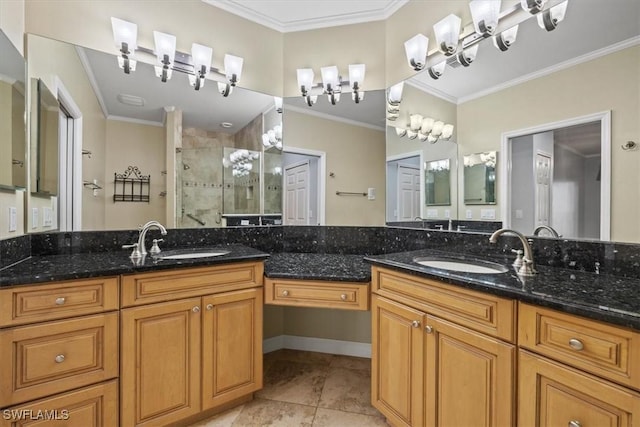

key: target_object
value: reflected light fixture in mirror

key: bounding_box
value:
[538,0,568,31]
[404,33,429,71]
[387,81,404,120]
[349,63,365,103]
[110,17,243,96]
[469,0,501,36]
[296,63,366,106]
[434,14,462,55]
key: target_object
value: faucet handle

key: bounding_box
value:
[511,249,524,270]
[122,243,142,259]
[150,239,164,255]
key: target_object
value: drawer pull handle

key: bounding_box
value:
[54,354,65,363]
[340,294,347,301]
[568,338,584,351]
[425,325,434,334]
[206,304,213,311]
[55,297,66,305]
[569,421,581,427]
[192,306,200,313]
[411,320,420,328]
[282,290,289,297]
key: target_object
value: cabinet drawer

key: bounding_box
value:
[0,379,118,427]
[0,313,119,406]
[519,303,640,390]
[372,266,515,342]
[518,351,640,427]
[0,277,119,327]
[264,278,369,310]
[121,262,264,307]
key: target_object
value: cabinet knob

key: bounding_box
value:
[568,421,581,427]
[282,290,289,297]
[206,304,213,311]
[411,320,420,328]
[425,325,434,334]
[568,338,584,351]
[55,297,66,305]
[340,294,347,301]
[192,306,200,313]
[54,354,65,363]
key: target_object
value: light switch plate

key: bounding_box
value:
[8,207,17,232]
[444,209,450,219]
[367,188,376,200]
[43,207,53,226]
[481,209,496,220]
[32,208,39,229]
[466,209,473,219]
[426,209,438,218]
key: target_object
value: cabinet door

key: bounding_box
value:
[519,350,640,427]
[371,295,425,427]
[120,298,201,427]
[202,288,263,410]
[425,315,515,427]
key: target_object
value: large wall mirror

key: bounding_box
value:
[385,0,640,243]
[26,33,283,231]
[0,30,26,191]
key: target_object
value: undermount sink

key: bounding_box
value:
[413,257,509,274]
[154,250,229,260]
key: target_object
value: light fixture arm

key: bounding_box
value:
[120,42,131,74]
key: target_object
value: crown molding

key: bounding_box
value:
[458,35,640,105]
[202,0,408,33]
[405,79,458,105]
[285,104,385,131]
[107,115,165,127]
[75,46,109,119]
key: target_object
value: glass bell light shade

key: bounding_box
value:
[420,117,435,134]
[153,31,176,64]
[296,68,315,92]
[433,14,462,55]
[409,114,423,131]
[267,130,276,143]
[274,96,283,113]
[431,120,445,137]
[191,43,212,76]
[441,124,454,140]
[406,130,418,140]
[538,0,568,31]
[469,0,501,35]
[388,82,404,104]
[493,25,519,51]
[395,127,407,137]
[224,54,244,83]
[404,34,429,70]
[348,64,366,89]
[262,134,271,147]
[428,60,447,80]
[320,65,340,93]
[418,132,428,142]
[458,44,479,67]
[111,17,138,51]
[274,124,282,140]
[427,134,439,143]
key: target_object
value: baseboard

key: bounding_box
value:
[263,335,371,358]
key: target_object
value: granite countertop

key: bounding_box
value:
[0,244,269,287]
[264,252,371,282]
[365,249,640,331]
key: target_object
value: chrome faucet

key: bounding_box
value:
[123,220,167,259]
[489,228,536,276]
[533,224,560,238]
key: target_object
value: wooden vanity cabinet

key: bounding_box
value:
[371,267,516,427]
[120,262,264,427]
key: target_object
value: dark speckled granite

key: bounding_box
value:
[0,244,268,286]
[265,253,370,282]
[365,249,640,331]
[0,235,31,269]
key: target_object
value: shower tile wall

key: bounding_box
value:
[180,128,234,228]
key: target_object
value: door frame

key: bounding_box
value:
[500,111,611,240]
[282,146,326,225]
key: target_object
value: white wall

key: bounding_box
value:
[510,135,534,232]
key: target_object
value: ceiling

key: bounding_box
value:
[553,121,602,157]
[202,0,408,32]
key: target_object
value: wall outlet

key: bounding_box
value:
[32,208,39,229]
[444,209,451,219]
[426,209,438,218]
[466,209,473,219]
[8,207,17,232]
[43,207,53,227]
[367,187,376,200]
[481,209,496,220]
[240,219,250,226]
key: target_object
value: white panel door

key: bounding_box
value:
[534,153,552,226]
[284,162,309,225]
[398,165,420,221]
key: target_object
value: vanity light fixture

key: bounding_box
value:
[349,64,366,103]
[433,14,462,56]
[457,44,479,67]
[262,123,283,150]
[521,0,547,14]
[189,43,212,90]
[224,149,260,177]
[321,65,341,105]
[493,25,519,51]
[274,96,283,113]
[404,34,429,71]
[469,0,502,36]
[538,0,568,31]
[220,54,243,97]
[153,31,176,82]
[409,114,423,132]
[428,60,447,80]
[296,64,366,107]
[111,17,138,74]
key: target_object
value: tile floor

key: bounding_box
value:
[190,349,387,426]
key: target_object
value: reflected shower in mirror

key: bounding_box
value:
[0,30,26,190]
[463,151,496,205]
